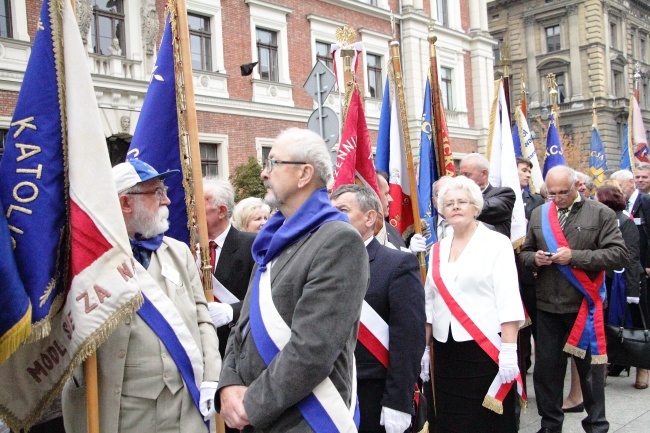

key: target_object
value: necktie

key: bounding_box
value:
[209,240,218,270]
[439,219,449,239]
[558,208,570,230]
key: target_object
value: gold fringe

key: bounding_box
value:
[521,316,532,329]
[591,354,608,365]
[563,343,586,359]
[484,78,502,163]
[519,396,528,412]
[482,394,504,414]
[25,292,64,344]
[511,235,525,250]
[416,421,429,433]
[0,304,32,364]
[0,292,144,433]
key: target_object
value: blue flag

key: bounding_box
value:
[128,14,190,244]
[417,79,437,258]
[375,76,392,174]
[620,125,632,171]
[542,113,565,177]
[589,127,608,187]
[512,124,524,158]
[0,0,67,335]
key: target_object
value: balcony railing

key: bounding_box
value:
[88,53,142,80]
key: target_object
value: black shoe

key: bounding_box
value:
[536,428,562,433]
[607,364,631,377]
[562,402,584,413]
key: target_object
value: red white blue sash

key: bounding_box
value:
[431,243,526,414]
[540,203,607,363]
[134,262,204,418]
[250,264,360,432]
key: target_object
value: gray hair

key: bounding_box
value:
[546,165,577,185]
[610,169,634,182]
[330,184,381,214]
[636,162,650,173]
[461,153,490,172]
[276,128,333,187]
[232,197,270,230]
[203,177,236,218]
[437,176,484,216]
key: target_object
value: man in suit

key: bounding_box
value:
[331,184,425,433]
[518,157,545,221]
[459,153,516,238]
[217,128,369,431]
[521,166,628,433]
[63,159,221,433]
[203,178,256,359]
[634,162,650,194]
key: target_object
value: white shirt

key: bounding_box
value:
[628,189,639,214]
[424,223,525,342]
[209,224,231,267]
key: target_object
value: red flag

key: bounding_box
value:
[333,88,380,195]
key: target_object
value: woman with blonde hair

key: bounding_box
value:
[232,196,270,233]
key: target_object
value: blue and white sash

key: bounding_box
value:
[135,262,204,413]
[250,264,360,432]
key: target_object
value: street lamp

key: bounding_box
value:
[525,90,549,120]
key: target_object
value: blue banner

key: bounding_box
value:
[589,127,608,187]
[512,124,524,158]
[128,15,189,244]
[0,0,67,329]
[542,113,566,178]
[620,125,631,171]
[375,76,391,173]
[417,78,437,258]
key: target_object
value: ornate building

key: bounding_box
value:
[488,0,650,169]
[1,0,496,177]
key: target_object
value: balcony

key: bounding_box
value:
[88,53,142,80]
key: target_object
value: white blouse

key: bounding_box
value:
[424,223,525,343]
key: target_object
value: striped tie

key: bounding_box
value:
[558,208,570,230]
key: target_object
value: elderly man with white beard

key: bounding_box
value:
[62,159,221,433]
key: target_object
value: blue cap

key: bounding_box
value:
[112,159,180,193]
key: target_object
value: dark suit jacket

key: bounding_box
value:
[385,220,406,249]
[630,191,650,268]
[356,239,425,430]
[215,226,256,356]
[217,220,369,431]
[478,184,516,238]
[522,189,544,222]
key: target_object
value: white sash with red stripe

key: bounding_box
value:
[431,242,526,414]
[358,300,390,368]
[194,256,239,304]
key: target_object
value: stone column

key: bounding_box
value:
[469,0,481,32]
[567,4,584,106]
[524,15,540,107]
[603,2,612,97]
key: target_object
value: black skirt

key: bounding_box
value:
[433,328,517,433]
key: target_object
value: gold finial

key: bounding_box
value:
[428,20,437,45]
[335,26,356,46]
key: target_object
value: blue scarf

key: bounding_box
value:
[130,233,164,269]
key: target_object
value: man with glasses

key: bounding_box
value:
[520,165,628,433]
[217,128,369,431]
[63,159,221,433]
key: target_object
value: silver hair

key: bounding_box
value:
[232,197,270,230]
[276,128,333,187]
[330,184,381,214]
[461,153,490,172]
[610,169,634,182]
[203,177,236,218]
[437,176,484,216]
[546,165,578,184]
[636,162,650,173]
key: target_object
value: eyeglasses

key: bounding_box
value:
[546,190,572,200]
[265,158,307,173]
[443,199,473,209]
[127,186,169,199]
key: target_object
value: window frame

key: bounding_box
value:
[0,0,12,39]
[91,0,126,57]
[200,142,219,177]
[256,27,279,82]
[545,25,561,53]
[441,67,454,110]
[366,53,383,99]
[187,12,212,72]
[315,40,334,72]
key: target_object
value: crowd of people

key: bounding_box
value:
[14,128,649,433]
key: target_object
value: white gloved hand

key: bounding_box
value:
[627,296,640,304]
[420,347,430,382]
[199,381,218,420]
[409,234,427,254]
[380,406,412,433]
[498,342,519,384]
[208,302,233,327]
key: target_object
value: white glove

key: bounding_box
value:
[498,342,519,384]
[208,302,233,327]
[627,297,640,304]
[420,347,430,382]
[409,233,427,254]
[199,381,218,420]
[380,406,412,433]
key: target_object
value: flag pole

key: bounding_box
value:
[175,1,225,431]
[500,44,512,125]
[389,33,426,282]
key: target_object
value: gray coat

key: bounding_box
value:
[217,220,369,432]
[520,199,629,314]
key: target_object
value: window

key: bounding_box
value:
[188,13,212,72]
[642,36,647,62]
[644,83,648,109]
[493,39,503,64]
[0,128,8,160]
[0,0,11,38]
[256,28,279,82]
[316,41,333,72]
[610,22,617,49]
[555,73,566,103]
[612,70,623,98]
[367,54,382,98]
[441,67,453,110]
[436,0,448,27]
[546,25,560,52]
[200,143,219,177]
[91,0,125,56]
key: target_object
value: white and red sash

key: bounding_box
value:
[194,255,239,304]
[358,300,390,368]
[431,243,527,414]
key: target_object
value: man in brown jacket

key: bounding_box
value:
[520,165,628,433]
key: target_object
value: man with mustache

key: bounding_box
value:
[63,159,221,433]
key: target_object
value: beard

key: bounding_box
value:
[131,202,170,239]
[264,183,282,210]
